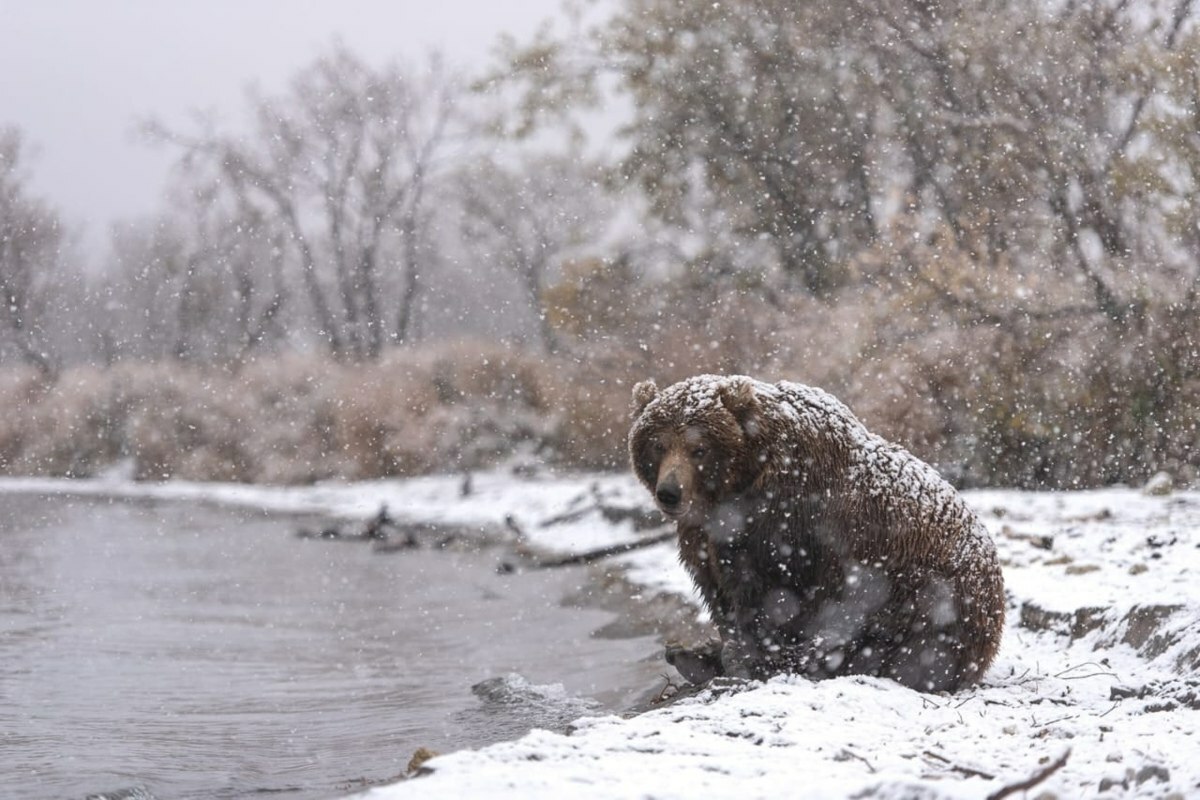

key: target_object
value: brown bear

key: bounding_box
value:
[628,375,1005,692]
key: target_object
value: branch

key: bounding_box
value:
[1047,185,1126,322]
[1107,0,1196,163]
[987,749,1071,800]
[530,530,675,569]
[923,750,996,781]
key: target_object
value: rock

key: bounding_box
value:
[1121,605,1185,656]
[407,747,439,775]
[1019,603,1108,640]
[1180,644,1200,672]
[1022,602,1200,672]
[1143,471,1174,496]
[1109,679,1200,710]
[1110,685,1146,701]
[1144,701,1178,713]
[84,790,157,800]
[1135,765,1170,785]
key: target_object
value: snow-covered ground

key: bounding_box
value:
[3,471,1198,798]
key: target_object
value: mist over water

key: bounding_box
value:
[0,495,661,800]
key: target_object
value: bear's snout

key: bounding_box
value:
[655,479,683,511]
[652,448,701,517]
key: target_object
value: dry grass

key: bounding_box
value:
[0,344,562,483]
[0,302,1196,488]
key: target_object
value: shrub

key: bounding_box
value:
[0,312,1195,488]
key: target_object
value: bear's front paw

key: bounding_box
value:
[665,639,725,684]
[718,637,762,680]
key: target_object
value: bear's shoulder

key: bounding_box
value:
[745,380,870,449]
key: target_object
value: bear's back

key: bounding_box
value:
[770,380,995,573]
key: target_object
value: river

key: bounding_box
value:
[0,493,663,799]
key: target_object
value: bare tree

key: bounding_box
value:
[148,45,458,360]
[0,127,66,376]
[105,191,287,365]
[455,153,611,352]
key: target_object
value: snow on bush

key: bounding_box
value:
[0,344,564,483]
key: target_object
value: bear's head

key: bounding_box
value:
[628,375,763,521]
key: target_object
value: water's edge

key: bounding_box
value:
[0,487,696,800]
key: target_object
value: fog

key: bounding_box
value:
[0,0,560,253]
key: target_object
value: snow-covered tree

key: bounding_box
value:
[0,127,68,376]
[454,153,613,352]
[148,45,459,360]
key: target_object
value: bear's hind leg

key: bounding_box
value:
[882,629,969,692]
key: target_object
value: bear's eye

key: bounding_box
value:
[692,447,706,460]
[651,441,667,457]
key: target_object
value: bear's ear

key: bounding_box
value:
[719,378,759,432]
[631,380,659,418]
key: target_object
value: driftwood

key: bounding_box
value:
[537,504,666,530]
[298,494,672,568]
[531,531,676,569]
[538,488,669,532]
[501,511,674,571]
[296,505,418,547]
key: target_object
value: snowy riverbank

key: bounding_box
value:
[3,471,1197,798]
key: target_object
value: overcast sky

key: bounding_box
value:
[0,0,564,257]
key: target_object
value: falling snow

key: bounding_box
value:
[4,0,1200,797]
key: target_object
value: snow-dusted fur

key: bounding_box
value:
[629,375,1005,692]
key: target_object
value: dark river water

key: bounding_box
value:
[0,493,663,800]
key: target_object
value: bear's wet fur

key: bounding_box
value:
[629,375,1005,692]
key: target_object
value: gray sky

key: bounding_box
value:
[0,0,563,258]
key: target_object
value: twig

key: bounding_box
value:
[835,748,877,774]
[1038,714,1079,728]
[653,673,681,704]
[538,505,595,527]
[986,749,1071,800]
[1009,667,1033,685]
[1058,672,1116,680]
[1054,662,1115,680]
[923,750,996,781]
[504,515,527,542]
